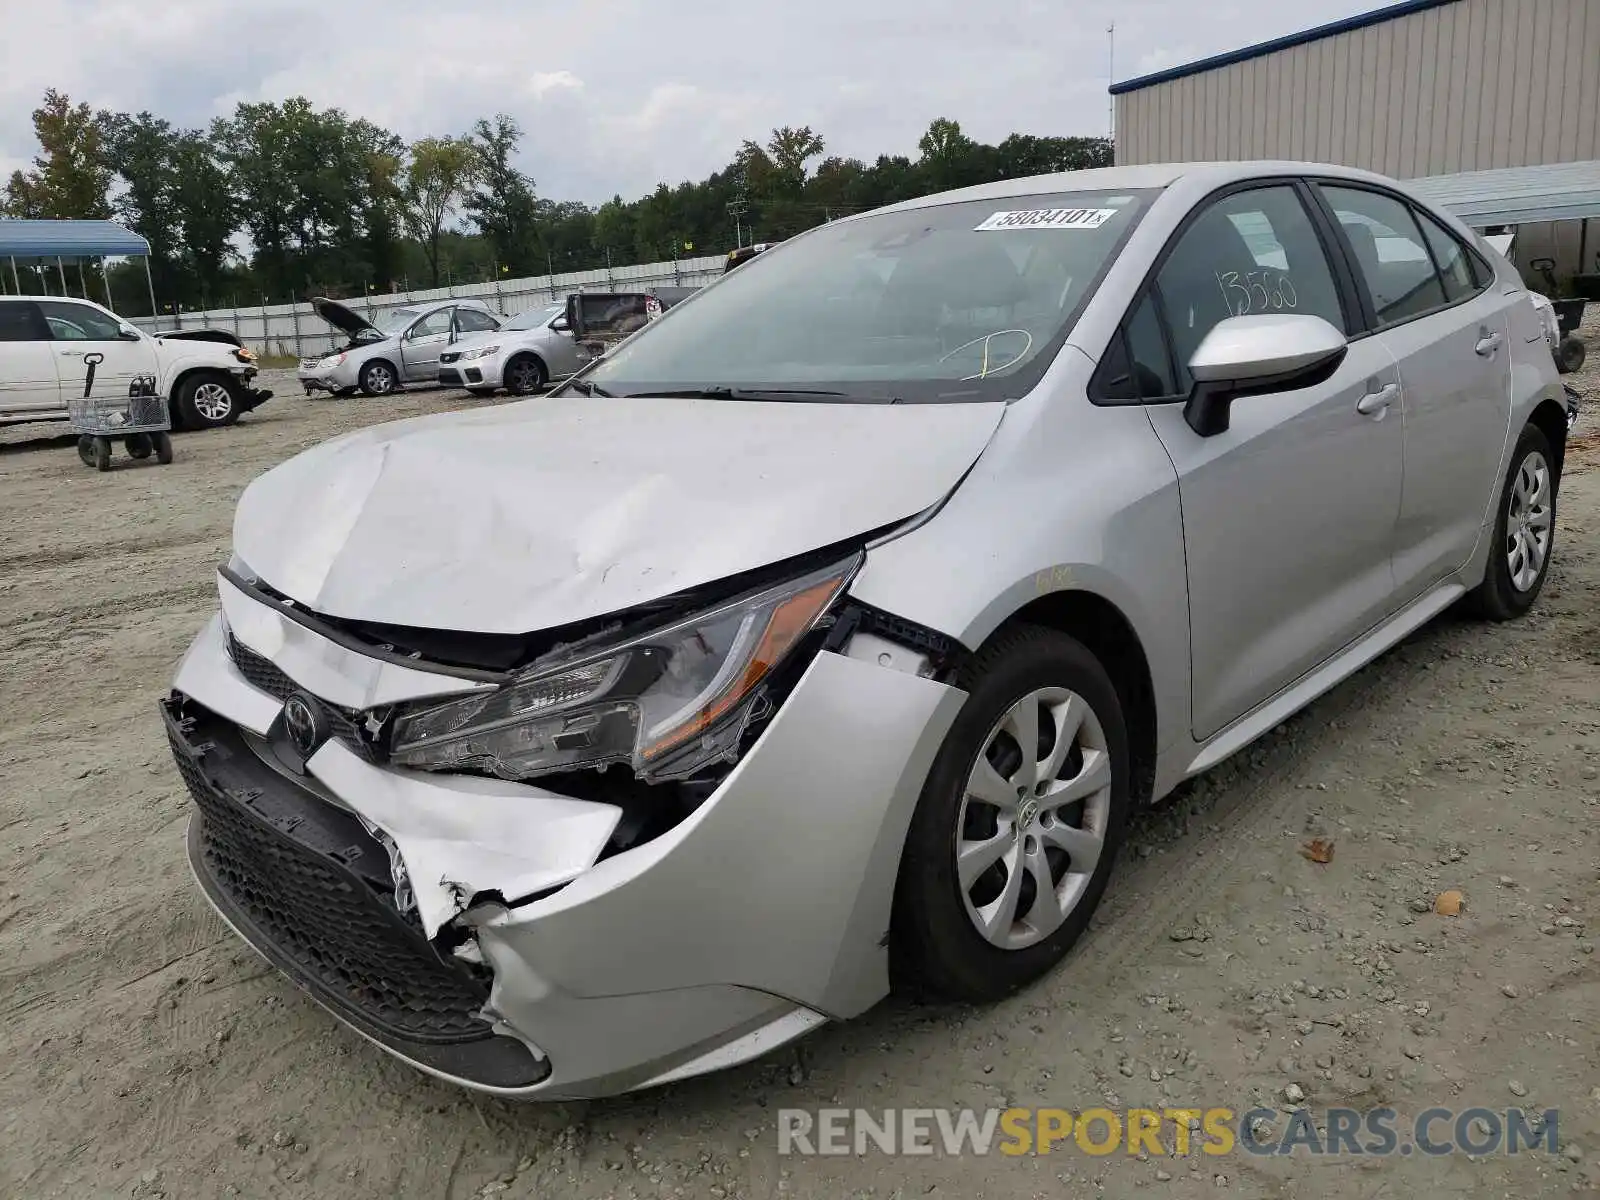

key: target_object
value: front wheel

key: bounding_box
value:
[358,360,398,397]
[93,437,113,472]
[175,373,238,429]
[153,431,173,464]
[1467,423,1557,621]
[125,433,153,459]
[504,354,546,396]
[76,436,97,467]
[893,624,1131,1002]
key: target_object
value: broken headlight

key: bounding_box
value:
[390,554,861,782]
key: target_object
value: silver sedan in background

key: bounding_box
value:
[169,160,1568,1100]
[436,303,592,396]
[297,297,502,397]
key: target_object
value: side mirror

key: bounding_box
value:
[119,325,142,342]
[550,316,570,332]
[1184,314,1348,437]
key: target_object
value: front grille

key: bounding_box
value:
[167,709,492,1041]
[228,634,294,699]
[438,368,464,386]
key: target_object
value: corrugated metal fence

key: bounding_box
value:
[128,255,727,359]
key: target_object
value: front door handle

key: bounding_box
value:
[59,349,85,357]
[1476,331,1503,356]
[1357,382,1399,416]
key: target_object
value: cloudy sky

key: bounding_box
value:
[1,0,1374,206]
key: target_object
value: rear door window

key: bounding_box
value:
[1319,185,1448,326]
[1414,209,1484,303]
[0,301,49,341]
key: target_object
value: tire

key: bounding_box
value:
[1467,423,1557,621]
[504,354,546,397]
[76,436,96,467]
[175,373,238,429]
[125,433,153,459]
[358,360,399,397]
[892,624,1132,1002]
[93,437,113,472]
[1556,335,1586,375]
[153,431,173,464]
[467,387,498,398]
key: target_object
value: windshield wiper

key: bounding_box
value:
[563,379,614,397]
[631,386,855,402]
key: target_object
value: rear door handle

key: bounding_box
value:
[1357,383,1399,416]
[1475,332,1503,356]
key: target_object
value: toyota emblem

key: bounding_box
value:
[282,693,326,759]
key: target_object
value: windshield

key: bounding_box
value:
[578,189,1152,402]
[502,304,564,332]
[375,307,420,334]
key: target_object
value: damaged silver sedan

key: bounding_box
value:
[166,160,1568,1098]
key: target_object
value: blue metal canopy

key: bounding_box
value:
[0,219,150,258]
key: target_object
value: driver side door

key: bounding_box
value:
[400,307,455,381]
[1129,182,1406,741]
[37,300,160,410]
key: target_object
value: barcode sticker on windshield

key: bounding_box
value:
[974,208,1117,231]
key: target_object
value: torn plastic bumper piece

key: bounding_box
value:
[165,697,552,1088]
[166,600,965,1098]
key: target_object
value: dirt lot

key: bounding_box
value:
[3,341,1599,1200]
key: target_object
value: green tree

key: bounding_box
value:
[465,114,540,276]
[4,89,112,220]
[170,131,239,303]
[100,111,183,305]
[403,136,479,288]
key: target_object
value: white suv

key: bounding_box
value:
[0,296,272,429]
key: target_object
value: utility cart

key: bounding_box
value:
[69,366,174,472]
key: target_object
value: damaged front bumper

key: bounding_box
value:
[165,585,963,1099]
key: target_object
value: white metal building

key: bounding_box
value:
[1111,0,1600,279]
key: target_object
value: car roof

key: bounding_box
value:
[864,160,1408,217]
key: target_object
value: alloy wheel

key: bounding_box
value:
[955,686,1113,951]
[193,381,233,422]
[1506,449,1552,593]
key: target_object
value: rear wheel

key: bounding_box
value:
[76,436,97,467]
[1467,423,1557,620]
[358,360,398,397]
[893,625,1131,1002]
[504,354,546,396]
[93,437,113,472]
[175,373,238,429]
[125,433,153,459]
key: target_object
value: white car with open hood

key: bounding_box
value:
[167,161,1568,1100]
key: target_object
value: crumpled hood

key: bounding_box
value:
[233,395,1005,634]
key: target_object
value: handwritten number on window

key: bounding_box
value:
[1214,270,1298,317]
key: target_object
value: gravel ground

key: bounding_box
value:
[3,337,1599,1200]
